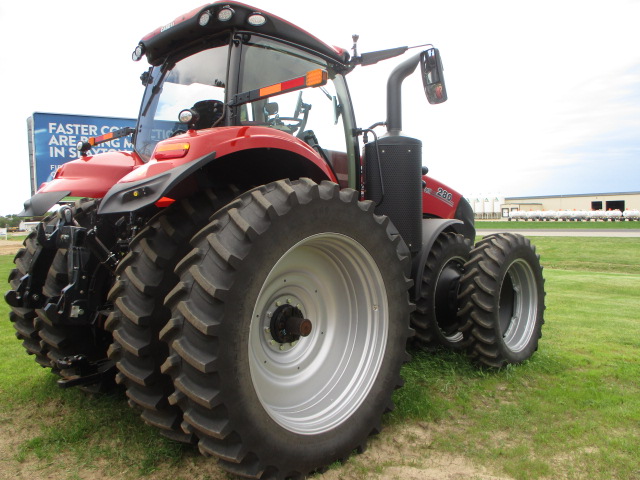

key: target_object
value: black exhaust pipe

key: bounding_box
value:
[386,53,421,136]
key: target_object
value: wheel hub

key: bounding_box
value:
[435,260,464,334]
[270,304,312,344]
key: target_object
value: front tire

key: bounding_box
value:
[457,233,545,368]
[160,179,413,479]
[7,228,55,368]
[36,199,117,393]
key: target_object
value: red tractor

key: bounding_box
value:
[6,2,545,478]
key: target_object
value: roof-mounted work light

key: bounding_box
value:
[247,13,266,26]
[132,44,145,61]
[198,10,212,26]
[218,6,234,21]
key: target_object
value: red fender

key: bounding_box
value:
[97,126,337,214]
[35,150,144,198]
[117,126,335,184]
[422,175,463,219]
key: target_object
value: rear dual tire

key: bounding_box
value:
[105,190,237,442]
[458,233,545,368]
[411,232,471,351]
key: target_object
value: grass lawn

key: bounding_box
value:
[1,235,639,479]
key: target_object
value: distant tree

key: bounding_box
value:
[0,215,24,228]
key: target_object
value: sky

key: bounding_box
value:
[0,0,638,215]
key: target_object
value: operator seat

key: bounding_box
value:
[191,100,224,129]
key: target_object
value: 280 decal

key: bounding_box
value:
[424,186,454,206]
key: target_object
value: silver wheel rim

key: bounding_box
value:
[499,258,538,352]
[249,233,388,435]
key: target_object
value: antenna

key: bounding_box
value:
[351,34,359,58]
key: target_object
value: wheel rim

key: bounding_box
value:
[249,233,388,435]
[498,258,538,352]
[435,256,466,342]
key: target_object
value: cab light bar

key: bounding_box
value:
[231,69,328,106]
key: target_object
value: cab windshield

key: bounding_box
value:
[134,44,229,162]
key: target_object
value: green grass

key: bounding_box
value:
[507,237,640,274]
[390,236,640,480]
[476,220,640,230]
[0,255,200,480]
[1,236,640,479]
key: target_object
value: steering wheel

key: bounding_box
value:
[267,116,304,133]
[169,129,187,138]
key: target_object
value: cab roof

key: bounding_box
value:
[138,1,350,68]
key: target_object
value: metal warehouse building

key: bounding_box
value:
[466,192,640,219]
[500,191,640,218]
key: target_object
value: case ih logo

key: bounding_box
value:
[161,21,175,32]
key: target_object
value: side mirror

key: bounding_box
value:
[420,48,447,104]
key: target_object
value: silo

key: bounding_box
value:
[473,196,483,219]
[483,196,492,220]
[493,194,505,219]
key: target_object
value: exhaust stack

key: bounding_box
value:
[386,53,421,135]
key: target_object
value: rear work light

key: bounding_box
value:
[154,142,190,160]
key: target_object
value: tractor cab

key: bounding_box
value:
[133,4,357,189]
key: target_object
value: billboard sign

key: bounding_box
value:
[28,112,136,195]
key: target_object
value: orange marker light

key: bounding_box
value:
[259,83,282,97]
[306,69,328,87]
[155,142,190,160]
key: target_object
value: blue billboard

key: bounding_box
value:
[28,112,136,194]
